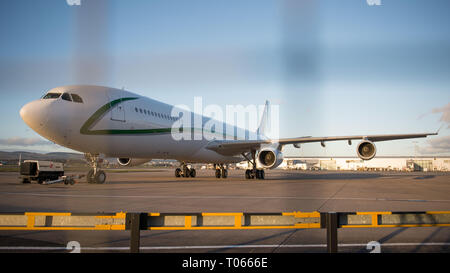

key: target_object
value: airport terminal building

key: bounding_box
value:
[281,156,450,172]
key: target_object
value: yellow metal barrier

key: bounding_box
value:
[145,211,321,230]
[1,210,450,253]
[340,211,450,228]
[1,211,450,231]
[0,212,126,231]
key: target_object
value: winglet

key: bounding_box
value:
[436,124,444,135]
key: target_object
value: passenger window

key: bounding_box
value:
[71,94,83,103]
[61,93,72,102]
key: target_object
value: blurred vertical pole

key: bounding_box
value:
[71,1,113,249]
[280,0,320,89]
[280,0,323,146]
[326,212,338,253]
[126,213,141,253]
[72,0,112,84]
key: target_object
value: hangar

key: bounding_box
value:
[280,156,450,172]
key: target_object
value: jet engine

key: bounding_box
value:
[258,148,284,169]
[117,158,152,167]
[356,140,377,160]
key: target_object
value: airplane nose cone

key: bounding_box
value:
[19,101,48,129]
[19,104,29,122]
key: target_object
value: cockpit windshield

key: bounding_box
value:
[42,93,61,99]
[61,93,72,102]
[40,92,84,103]
[71,94,83,103]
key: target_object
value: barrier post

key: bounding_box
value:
[326,212,338,253]
[126,213,141,253]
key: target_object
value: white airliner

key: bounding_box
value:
[20,85,437,184]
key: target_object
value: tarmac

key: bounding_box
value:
[0,169,449,253]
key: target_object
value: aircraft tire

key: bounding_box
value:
[94,170,106,184]
[183,166,190,178]
[256,170,265,180]
[175,168,182,177]
[190,168,196,178]
[215,169,221,178]
[221,169,228,178]
[245,170,251,179]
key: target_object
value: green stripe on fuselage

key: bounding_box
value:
[80,97,141,135]
[80,97,237,138]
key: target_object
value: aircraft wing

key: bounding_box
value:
[205,132,438,156]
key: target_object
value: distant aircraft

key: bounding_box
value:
[20,85,437,184]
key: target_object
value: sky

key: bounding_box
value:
[0,0,449,156]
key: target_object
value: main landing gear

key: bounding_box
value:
[175,163,196,178]
[214,164,228,179]
[84,153,106,184]
[245,169,265,180]
[174,163,228,179]
[242,150,265,180]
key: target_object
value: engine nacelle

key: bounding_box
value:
[258,148,284,169]
[117,158,152,167]
[356,140,377,160]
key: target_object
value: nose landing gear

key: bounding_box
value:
[85,153,106,184]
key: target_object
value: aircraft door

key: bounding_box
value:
[108,91,126,122]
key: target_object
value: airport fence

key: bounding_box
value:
[0,210,449,253]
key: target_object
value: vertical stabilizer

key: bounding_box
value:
[257,100,270,138]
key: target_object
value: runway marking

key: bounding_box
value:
[0,242,449,251]
[1,192,450,203]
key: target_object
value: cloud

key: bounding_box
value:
[432,102,450,128]
[0,137,52,146]
[418,135,450,155]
